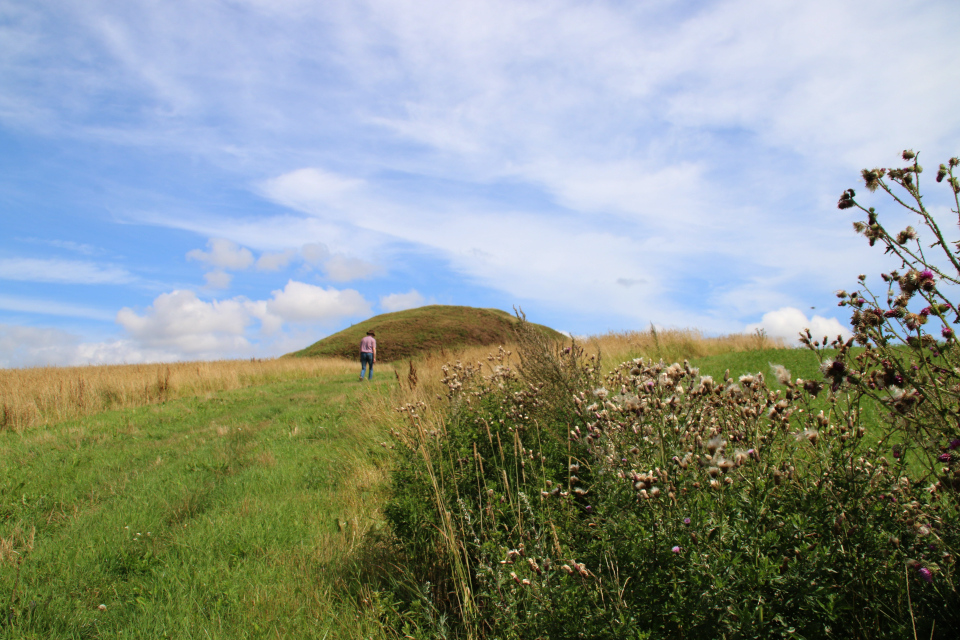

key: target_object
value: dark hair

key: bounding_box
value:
[366,330,375,336]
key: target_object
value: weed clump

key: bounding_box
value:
[382,151,960,639]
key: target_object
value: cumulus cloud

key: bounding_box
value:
[0,324,175,368]
[117,290,255,356]
[256,249,297,271]
[746,307,852,345]
[324,254,383,282]
[203,270,232,289]
[0,258,134,284]
[265,280,371,322]
[186,238,254,271]
[380,290,425,312]
[301,242,331,266]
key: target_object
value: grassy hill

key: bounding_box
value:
[287,305,565,362]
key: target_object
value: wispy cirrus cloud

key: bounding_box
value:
[0,258,134,284]
[0,294,114,320]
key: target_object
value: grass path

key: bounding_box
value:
[1,372,396,639]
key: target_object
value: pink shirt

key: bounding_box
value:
[360,336,376,353]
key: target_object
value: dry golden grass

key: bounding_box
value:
[586,327,787,370]
[370,327,787,425]
[0,356,357,432]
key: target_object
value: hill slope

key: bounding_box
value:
[288,305,564,362]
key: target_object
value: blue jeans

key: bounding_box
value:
[360,352,374,379]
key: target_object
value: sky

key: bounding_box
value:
[2,0,960,368]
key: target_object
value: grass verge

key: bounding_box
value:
[1,369,395,639]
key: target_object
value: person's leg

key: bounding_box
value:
[360,353,372,380]
[368,358,374,380]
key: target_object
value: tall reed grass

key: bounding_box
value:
[0,357,357,432]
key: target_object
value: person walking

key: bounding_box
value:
[359,330,377,381]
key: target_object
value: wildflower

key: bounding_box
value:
[769,363,791,386]
[949,439,960,450]
[671,546,681,554]
[939,453,952,463]
[892,445,903,459]
[592,387,609,399]
[683,517,691,525]
[98,604,107,612]
[706,435,725,454]
[943,327,955,340]
[918,567,933,583]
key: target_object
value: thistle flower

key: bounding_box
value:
[683,517,691,525]
[671,545,681,554]
[838,188,856,209]
[939,453,952,463]
[896,226,918,244]
[706,435,725,454]
[918,567,933,583]
[949,439,960,450]
[769,363,791,386]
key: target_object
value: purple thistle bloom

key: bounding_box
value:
[944,327,955,339]
[671,545,681,554]
[920,270,934,280]
[683,517,691,525]
[949,439,960,450]
[892,445,903,459]
[939,453,952,463]
[585,505,592,513]
[920,306,932,317]
[918,567,933,583]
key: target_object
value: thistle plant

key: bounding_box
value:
[829,151,960,482]
[382,151,960,639]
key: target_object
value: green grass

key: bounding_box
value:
[0,372,397,639]
[288,305,564,362]
[689,347,890,443]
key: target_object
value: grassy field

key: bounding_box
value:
[2,324,883,638]
[1,368,396,639]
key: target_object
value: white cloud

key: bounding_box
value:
[117,290,255,356]
[259,168,364,211]
[0,295,114,320]
[301,242,331,266]
[746,307,852,345]
[203,270,232,289]
[0,324,176,368]
[324,254,383,282]
[256,249,297,271]
[0,258,134,284]
[186,238,254,270]
[380,289,425,312]
[265,280,371,323]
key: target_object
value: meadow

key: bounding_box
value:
[0,363,396,639]
[4,150,960,639]
[0,328,790,639]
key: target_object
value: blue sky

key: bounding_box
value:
[2,0,960,367]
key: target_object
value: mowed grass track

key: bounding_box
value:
[1,372,395,639]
